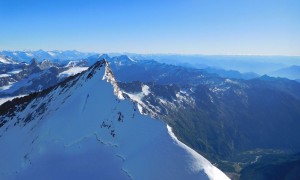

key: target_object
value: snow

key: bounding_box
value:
[8,69,22,74]
[0,56,18,64]
[0,56,16,64]
[128,56,137,62]
[0,94,27,105]
[0,70,55,94]
[0,82,14,91]
[123,85,196,115]
[142,85,150,95]
[25,53,34,57]
[0,57,10,64]
[158,97,167,104]
[58,67,88,78]
[0,74,10,78]
[123,88,153,115]
[0,71,47,93]
[176,90,195,105]
[210,86,229,94]
[209,94,214,103]
[102,61,125,100]
[65,61,80,67]
[124,85,150,105]
[225,79,239,85]
[47,51,56,57]
[0,60,229,180]
[167,125,229,180]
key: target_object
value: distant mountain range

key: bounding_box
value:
[128,54,300,75]
[2,49,300,80]
[267,65,300,80]
[0,50,95,62]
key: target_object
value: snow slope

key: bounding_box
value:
[58,67,88,79]
[0,71,46,94]
[0,56,17,64]
[0,60,229,180]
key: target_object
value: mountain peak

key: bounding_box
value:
[40,59,55,69]
[115,55,136,62]
[28,58,41,72]
[98,53,111,60]
[30,58,39,66]
[0,58,229,180]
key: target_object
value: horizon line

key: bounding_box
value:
[0,49,300,57]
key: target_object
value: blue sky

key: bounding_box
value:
[0,0,299,55]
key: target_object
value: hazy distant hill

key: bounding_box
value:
[268,65,300,80]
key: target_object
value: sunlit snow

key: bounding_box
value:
[58,67,88,78]
[0,74,10,78]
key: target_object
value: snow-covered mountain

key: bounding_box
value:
[0,56,18,64]
[0,50,96,62]
[0,60,229,180]
[0,58,88,101]
[85,54,137,67]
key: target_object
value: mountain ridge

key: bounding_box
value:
[268,65,300,80]
[0,59,229,180]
